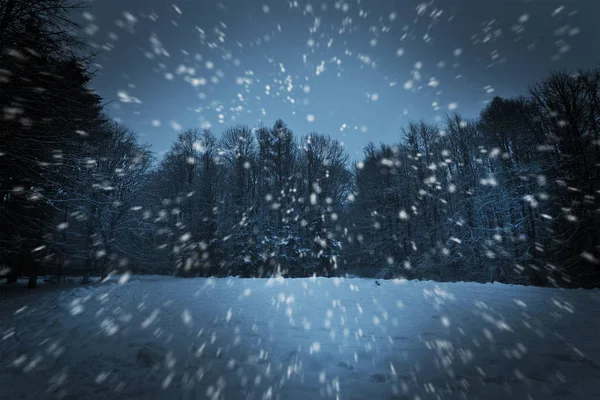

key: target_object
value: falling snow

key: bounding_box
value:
[2,0,600,398]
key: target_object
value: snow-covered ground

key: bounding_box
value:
[1,275,599,400]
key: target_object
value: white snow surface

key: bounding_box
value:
[1,275,599,399]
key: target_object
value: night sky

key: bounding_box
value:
[75,0,600,159]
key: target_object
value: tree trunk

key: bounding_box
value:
[6,269,18,284]
[27,264,37,289]
[99,256,109,281]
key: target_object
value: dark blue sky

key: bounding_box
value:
[77,0,600,159]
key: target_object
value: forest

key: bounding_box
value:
[1,1,599,289]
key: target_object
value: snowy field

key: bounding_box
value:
[1,276,599,400]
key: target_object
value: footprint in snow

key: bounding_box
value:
[337,361,355,371]
[370,373,387,383]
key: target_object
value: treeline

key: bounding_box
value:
[0,0,151,287]
[1,2,599,288]
[351,81,600,288]
[127,122,352,279]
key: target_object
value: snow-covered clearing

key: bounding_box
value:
[1,276,599,399]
